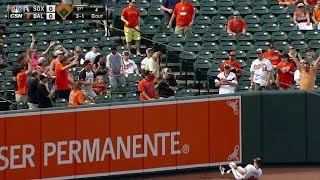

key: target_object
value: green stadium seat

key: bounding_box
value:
[156,25,174,34]
[291,40,308,50]
[176,89,194,97]
[213,50,229,60]
[7,53,19,63]
[201,42,219,52]
[246,49,259,59]
[252,6,269,15]
[244,15,260,24]
[36,32,50,41]
[197,51,214,60]
[271,31,288,41]
[138,8,148,18]
[202,33,219,42]
[126,92,139,102]
[63,30,75,39]
[269,5,287,15]
[127,73,142,83]
[75,20,91,29]
[179,51,197,74]
[274,41,290,52]
[218,7,234,15]
[308,40,320,49]
[199,7,218,17]
[89,29,104,38]
[209,24,227,35]
[236,41,254,51]
[88,37,99,45]
[254,31,271,41]
[63,20,78,30]
[166,42,183,64]
[190,0,200,7]
[236,32,254,41]
[76,29,90,39]
[267,0,280,5]
[50,31,64,40]
[251,0,267,6]
[152,33,169,53]
[234,50,247,59]
[35,22,49,32]
[8,23,22,33]
[49,21,64,31]
[112,94,127,102]
[117,0,128,8]
[184,42,201,53]
[3,44,11,53]
[16,101,28,110]
[21,22,35,32]
[219,41,236,51]
[246,24,262,33]
[100,36,117,47]
[235,0,250,6]
[207,67,220,89]
[195,15,212,25]
[286,5,297,14]
[260,14,277,24]
[144,16,161,26]
[8,33,22,43]
[76,39,89,48]
[147,7,162,17]
[186,33,202,42]
[262,23,280,32]
[288,31,305,41]
[280,22,298,32]
[127,82,138,92]
[137,0,150,9]
[235,6,252,15]
[55,98,68,107]
[94,95,111,104]
[217,0,234,6]
[211,15,228,25]
[169,34,186,43]
[218,32,236,41]
[150,0,161,7]
[194,59,212,81]
[277,14,293,24]
[254,41,270,51]
[192,25,209,35]
[305,31,320,40]
[200,0,217,6]
[37,41,49,51]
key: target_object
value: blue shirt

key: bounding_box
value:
[161,0,179,17]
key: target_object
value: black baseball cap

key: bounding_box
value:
[143,70,152,77]
[254,158,262,166]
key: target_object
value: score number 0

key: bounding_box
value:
[46,5,56,20]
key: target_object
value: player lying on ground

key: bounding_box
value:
[219,158,262,180]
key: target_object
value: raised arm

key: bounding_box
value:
[41,41,55,56]
[292,56,302,70]
[314,55,320,69]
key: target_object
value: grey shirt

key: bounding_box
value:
[106,53,123,75]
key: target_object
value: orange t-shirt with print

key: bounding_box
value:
[227,18,246,34]
[16,70,28,95]
[121,6,140,28]
[277,62,295,88]
[68,90,85,106]
[138,75,156,101]
[55,62,69,90]
[263,51,282,66]
[173,2,195,27]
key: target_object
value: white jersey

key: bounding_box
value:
[123,59,137,75]
[85,51,101,63]
[294,69,300,85]
[215,71,238,94]
[141,57,151,70]
[243,164,262,180]
[250,58,273,86]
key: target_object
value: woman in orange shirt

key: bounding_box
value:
[68,81,94,106]
[15,56,32,103]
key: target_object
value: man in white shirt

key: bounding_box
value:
[215,64,238,94]
[122,51,139,77]
[85,43,101,63]
[250,48,273,91]
[141,48,153,71]
[145,51,161,78]
[79,60,96,97]
[220,158,263,180]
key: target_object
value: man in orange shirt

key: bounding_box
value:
[121,0,142,56]
[263,43,282,68]
[55,56,78,100]
[138,70,157,101]
[168,0,195,36]
[278,0,299,6]
[227,11,246,36]
[292,55,320,90]
[312,0,320,28]
[276,53,295,90]
[16,56,32,103]
[220,51,242,80]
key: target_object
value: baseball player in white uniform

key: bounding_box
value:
[219,158,262,180]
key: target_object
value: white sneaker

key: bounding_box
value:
[219,165,225,175]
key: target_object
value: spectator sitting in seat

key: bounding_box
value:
[278,0,299,6]
[141,48,153,72]
[304,0,317,5]
[122,50,139,77]
[37,74,54,108]
[288,45,302,62]
[68,80,94,106]
[106,45,126,86]
[168,0,195,36]
[215,64,238,94]
[293,3,312,30]
[312,0,320,29]
[276,53,295,90]
[16,56,32,103]
[138,70,157,101]
[227,11,246,36]
[304,48,317,65]
[156,68,177,99]
[79,60,96,98]
[93,55,108,76]
[220,51,242,80]
[68,45,85,64]
[263,43,282,68]
[27,70,39,109]
[85,43,101,63]
[92,75,108,96]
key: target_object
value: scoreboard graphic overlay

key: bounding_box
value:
[8,4,106,20]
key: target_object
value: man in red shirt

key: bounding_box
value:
[263,43,282,68]
[220,51,242,80]
[276,53,295,90]
[55,56,78,100]
[168,0,195,36]
[121,0,142,55]
[227,11,246,36]
[138,70,157,101]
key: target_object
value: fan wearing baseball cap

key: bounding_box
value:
[219,157,262,179]
[215,63,238,94]
[263,43,281,67]
[227,11,247,36]
[276,53,295,90]
[293,3,312,29]
[220,51,242,80]
[138,70,157,101]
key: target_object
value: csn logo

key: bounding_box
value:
[10,6,23,19]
